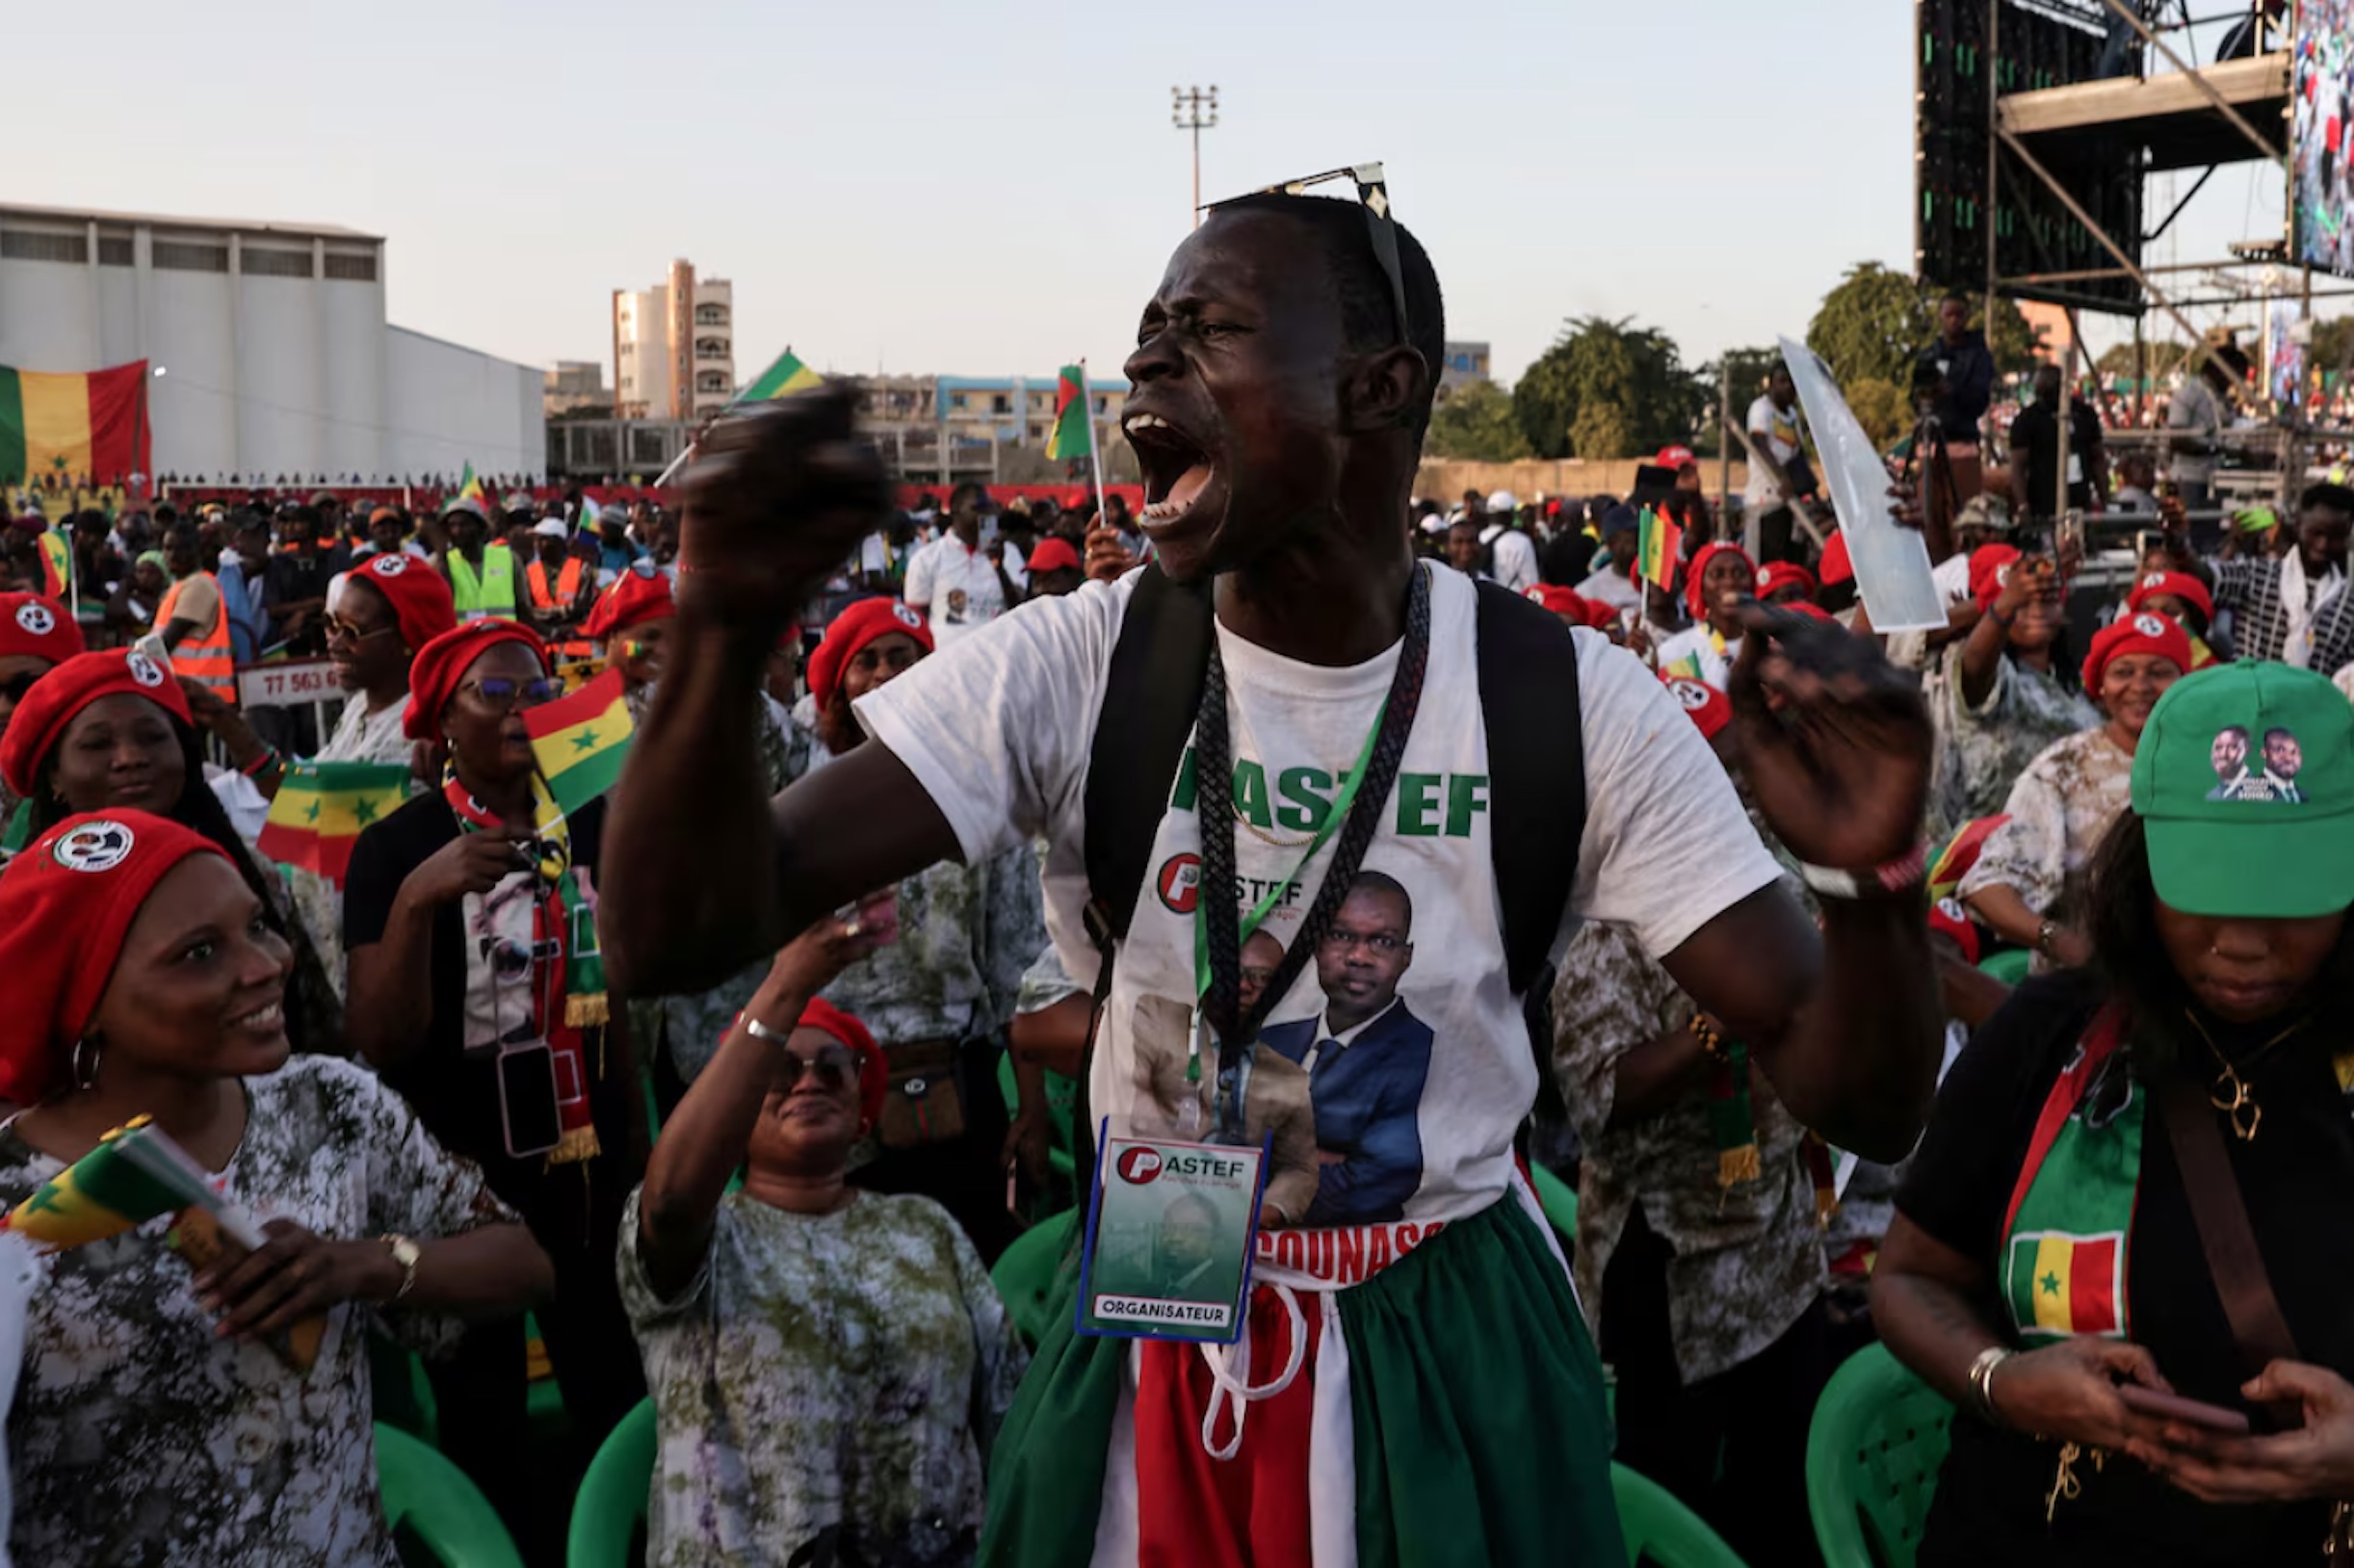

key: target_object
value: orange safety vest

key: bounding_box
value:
[528,557,585,611]
[155,573,236,701]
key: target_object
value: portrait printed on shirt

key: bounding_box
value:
[2206,723,2307,803]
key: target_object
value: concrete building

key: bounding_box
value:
[0,200,543,480]
[612,260,733,421]
[543,359,609,416]
[1440,341,1492,391]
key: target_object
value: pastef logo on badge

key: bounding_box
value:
[371,554,410,578]
[1157,854,1200,915]
[51,820,135,874]
[1114,1147,1164,1186]
[892,603,923,632]
[2132,613,2169,638]
[13,601,55,637]
[124,651,167,688]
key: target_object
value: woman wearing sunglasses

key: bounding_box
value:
[343,619,647,1548]
[0,647,344,1056]
[626,925,1027,1568]
[319,553,458,767]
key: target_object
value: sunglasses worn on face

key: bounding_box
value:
[1202,162,1410,347]
[778,1044,860,1094]
[462,676,563,711]
[325,615,397,642]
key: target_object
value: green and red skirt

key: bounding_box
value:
[980,1183,1625,1566]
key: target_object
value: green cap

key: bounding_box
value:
[2131,663,2354,918]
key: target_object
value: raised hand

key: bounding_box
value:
[678,388,887,626]
[1085,524,1139,584]
[1729,604,1931,873]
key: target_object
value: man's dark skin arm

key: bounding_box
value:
[1661,609,1943,1162]
[603,393,956,996]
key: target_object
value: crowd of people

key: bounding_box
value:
[0,188,2348,1568]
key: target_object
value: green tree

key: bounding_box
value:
[1808,263,2046,387]
[1844,378,1909,450]
[1570,403,1634,463]
[1423,379,1532,461]
[1511,315,1709,459]
[1695,345,1786,455]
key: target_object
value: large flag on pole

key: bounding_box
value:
[0,361,151,486]
[740,349,824,402]
[1047,365,1092,460]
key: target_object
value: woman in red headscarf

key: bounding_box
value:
[1651,541,1756,691]
[1960,612,2190,973]
[340,618,647,1541]
[624,922,1028,1567]
[0,808,550,1568]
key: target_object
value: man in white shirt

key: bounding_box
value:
[1482,489,1539,594]
[606,190,1941,1564]
[1743,365,1813,562]
[901,481,1007,646]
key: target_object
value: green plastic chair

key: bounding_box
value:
[1978,949,2031,986]
[374,1422,526,1568]
[567,1397,658,1568]
[989,1210,1078,1347]
[1805,1343,1953,1568]
[1530,1163,1580,1241]
[1610,1461,1747,1567]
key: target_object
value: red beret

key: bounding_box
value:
[1685,541,1756,621]
[1819,531,1854,587]
[793,995,888,1130]
[2081,610,2192,694]
[582,560,676,641]
[1660,671,1733,742]
[1521,584,1589,621]
[0,648,191,798]
[1969,544,2023,613]
[1028,537,1082,575]
[1756,561,1819,604]
[402,619,548,742]
[809,598,933,716]
[2127,570,2214,627]
[346,552,457,655]
[0,810,228,1104]
[0,593,85,666]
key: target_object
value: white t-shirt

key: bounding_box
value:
[902,536,1007,647]
[1578,563,1641,615]
[1489,529,1538,594]
[858,563,1781,1287]
[1743,393,1807,511]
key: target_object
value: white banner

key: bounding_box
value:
[235,659,339,710]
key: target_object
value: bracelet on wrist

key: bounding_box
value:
[1797,843,1928,902]
[240,745,281,779]
[2034,918,2059,957]
[1967,1345,2014,1424]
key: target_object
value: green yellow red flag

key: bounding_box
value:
[37,530,69,601]
[740,349,823,402]
[0,361,152,486]
[523,666,635,816]
[257,761,412,884]
[1635,506,1682,590]
[1047,365,1092,460]
[0,1117,209,1250]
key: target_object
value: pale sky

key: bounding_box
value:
[13,0,2289,388]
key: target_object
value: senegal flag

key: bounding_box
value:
[2006,1230,2125,1338]
[37,529,69,601]
[524,666,634,816]
[257,761,412,884]
[740,348,823,402]
[1635,506,1682,590]
[457,461,486,508]
[1927,814,2010,902]
[0,1117,206,1250]
[0,361,151,486]
[1046,365,1092,460]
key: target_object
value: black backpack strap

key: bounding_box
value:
[1474,582,1587,1094]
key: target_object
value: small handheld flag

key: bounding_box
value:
[523,666,635,816]
[1047,365,1092,461]
[1635,506,1682,591]
[740,349,824,403]
[457,462,486,508]
[0,1116,246,1251]
[1927,815,2010,902]
[257,762,412,886]
[37,530,69,602]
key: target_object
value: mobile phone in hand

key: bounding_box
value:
[2117,1382,2251,1434]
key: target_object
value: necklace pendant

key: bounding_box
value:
[2231,1095,2262,1143]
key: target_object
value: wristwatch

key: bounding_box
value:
[380,1234,422,1303]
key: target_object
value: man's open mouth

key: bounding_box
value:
[1124,409,1217,531]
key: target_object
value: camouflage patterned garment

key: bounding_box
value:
[1550,918,1827,1385]
[1957,725,2132,965]
[821,843,1043,1051]
[1924,642,2100,841]
[0,1056,517,1568]
[617,1188,1028,1568]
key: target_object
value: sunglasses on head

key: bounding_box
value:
[460,676,563,711]
[777,1043,861,1094]
[1202,162,1410,347]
